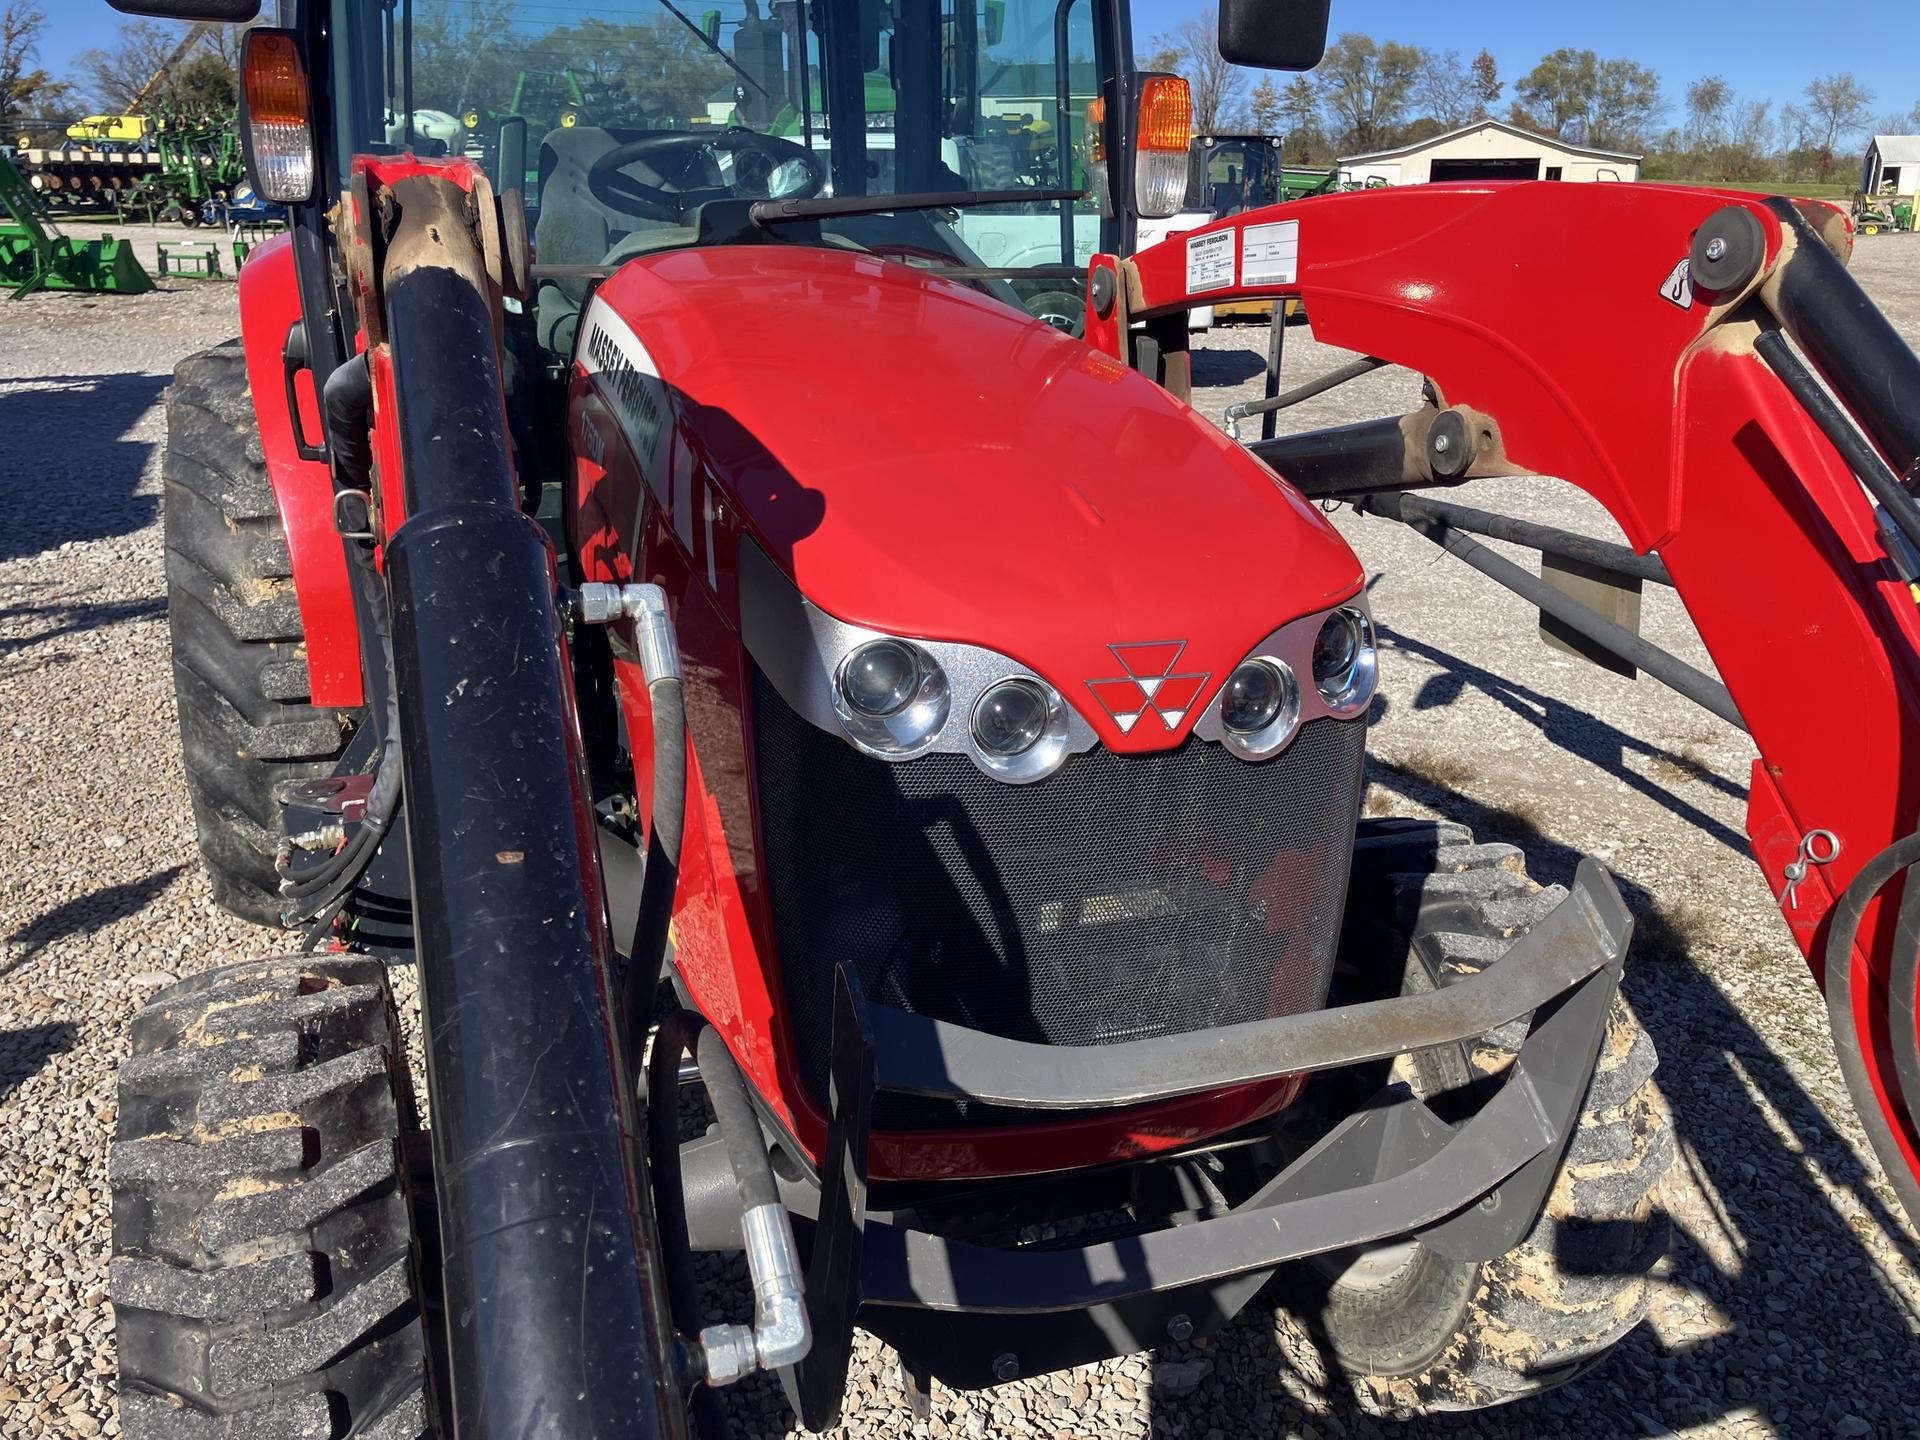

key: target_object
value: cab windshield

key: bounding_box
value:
[1186,136,1282,218]
[336,0,1116,341]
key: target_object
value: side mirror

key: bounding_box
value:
[1217,0,1330,71]
[106,0,259,19]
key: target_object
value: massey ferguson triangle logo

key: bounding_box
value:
[1087,642,1211,735]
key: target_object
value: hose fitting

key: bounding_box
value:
[576,582,680,684]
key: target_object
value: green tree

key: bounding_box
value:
[1512,47,1597,137]
[2,0,69,136]
[1316,32,1424,151]
[1512,48,1659,150]
[1249,75,1280,135]
[1277,72,1324,162]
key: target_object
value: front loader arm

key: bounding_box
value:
[336,156,687,1438]
[1092,181,1920,1216]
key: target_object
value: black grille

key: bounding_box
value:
[750,667,1366,1126]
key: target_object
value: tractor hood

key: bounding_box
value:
[580,245,1362,749]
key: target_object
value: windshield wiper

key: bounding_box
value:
[750,188,1085,226]
[657,0,769,98]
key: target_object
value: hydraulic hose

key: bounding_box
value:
[695,1024,781,1216]
[289,351,402,932]
[619,584,689,1059]
[1821,830,1920,1224]
[646,1012,733,1440]
[632,674,687,995]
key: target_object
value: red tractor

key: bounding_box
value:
[104,0,1920,1434]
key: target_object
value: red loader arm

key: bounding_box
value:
[1091,181,1920,1215]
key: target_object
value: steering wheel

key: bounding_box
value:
[585,130,826,221]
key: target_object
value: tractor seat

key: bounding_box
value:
[533,125,703,354]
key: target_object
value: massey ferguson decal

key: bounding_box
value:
[1087,642,1211,734]
[576,296,697,553]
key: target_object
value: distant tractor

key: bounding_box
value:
[1182,133,1332,325]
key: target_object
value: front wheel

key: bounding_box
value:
[1277,819,1673,1412]
[110,956,437,1436]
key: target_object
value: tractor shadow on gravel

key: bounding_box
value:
[0,372,169,565]
[1382,622,1754,857]
[2,865,185,977]
[0,594,166,668]
[0,1023,78,1104]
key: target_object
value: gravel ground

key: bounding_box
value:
[2,229,1918,1439]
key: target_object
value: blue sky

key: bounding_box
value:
[37,0,1920,126]
[1134,0,1919,125]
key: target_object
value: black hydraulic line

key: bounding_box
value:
[647,1011,732,1440]
[1260,305,1287,442]
[1752,328,1920,556]
[1822,831,1920,1225]
[1228,354,1387,423]
[379,176,683,1440]
[695,1025,782,1216]
[627,673,688,1059]
[1361,492,1747,731]
[1392,494,1674,586]
[1761,197,1920,484]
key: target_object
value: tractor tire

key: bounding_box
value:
[1277,817,1673,1413]
[110,955,435,1438]
[165,341,360,925]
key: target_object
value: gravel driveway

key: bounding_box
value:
[3,232,1918,1440]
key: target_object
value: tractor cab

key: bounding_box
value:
[333,0,1144,346]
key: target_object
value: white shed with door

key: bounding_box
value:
[1863,136,1920,203]
[1338,120,1641,187]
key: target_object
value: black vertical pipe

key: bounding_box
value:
[380,181,686,1439]
[1261,305,1286,442]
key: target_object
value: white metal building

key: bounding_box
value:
[1337,120,1641,187]
[1863,135,1920,202]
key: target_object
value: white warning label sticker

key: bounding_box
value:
[1242,219,1300,286]
[1659,257,1693,309]
[1186,229,1235,293]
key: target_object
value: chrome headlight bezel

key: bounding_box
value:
[1215,657,1302,759]
[1311,606,1377,716]
[740,539,1097,782]
[1191,597,1375,762]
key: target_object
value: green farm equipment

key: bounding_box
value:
[0,150,154,296]
[1857,198,1915,235]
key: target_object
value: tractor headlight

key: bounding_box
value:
[972,678,1071,782]
[834,639,949,754]
[1311,608,1376,715]
[1216,658,1300,757]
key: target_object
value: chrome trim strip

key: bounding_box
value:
[740,538,1370,775]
